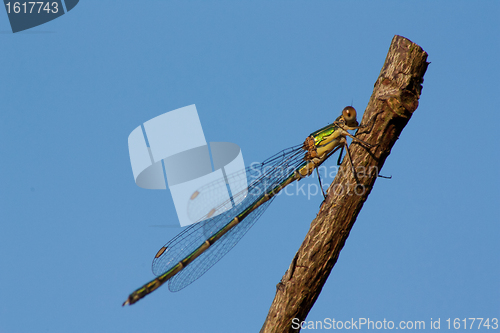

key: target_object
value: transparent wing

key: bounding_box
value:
[151,143,307,291]
[188,144,305,222]
[168,199,274,291]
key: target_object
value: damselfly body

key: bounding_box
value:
[123,106,373,306]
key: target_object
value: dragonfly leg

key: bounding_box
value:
[343,141,361,185]
[344,111,379,134]
[342,133,391,180]
[316,168,327,199]
[344,132,391,179]
[343,131,375,148]
[336,145,345,166]
[343,128,391,179]
[340,127,391,180]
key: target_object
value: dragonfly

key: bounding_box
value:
[123,106,374,306]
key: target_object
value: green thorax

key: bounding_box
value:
[309,115,343,146]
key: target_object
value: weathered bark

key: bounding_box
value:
[260,35,429,333]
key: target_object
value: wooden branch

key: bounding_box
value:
[260,35,429,333]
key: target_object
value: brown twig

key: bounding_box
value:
[260,35,429,333]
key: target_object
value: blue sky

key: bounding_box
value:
[1,1,499,332]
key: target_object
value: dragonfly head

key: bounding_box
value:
[341,106,359,127]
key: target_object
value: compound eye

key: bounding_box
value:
[342,106,357,123]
